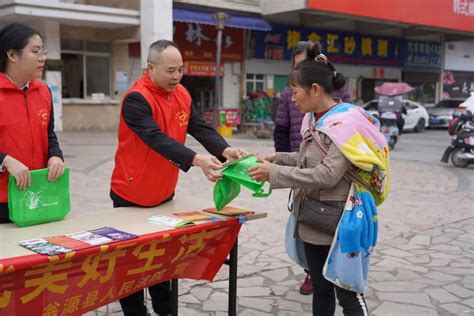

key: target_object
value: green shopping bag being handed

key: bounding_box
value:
[8,168,71,227]
[213,155,271,210]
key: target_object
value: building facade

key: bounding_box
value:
[0,0,473,130]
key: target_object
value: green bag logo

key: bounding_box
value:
[25,191,42,210]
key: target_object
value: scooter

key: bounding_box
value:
[379,111,399,149]
[441,111,474,168]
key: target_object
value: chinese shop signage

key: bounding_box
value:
[174,22,244,62]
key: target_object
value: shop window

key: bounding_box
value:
[61,39,111,98]
[246,74,265,94]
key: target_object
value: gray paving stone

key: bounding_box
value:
[434,267,474,275]
[423,288,460,303]
[381,248,414,257]
[376,292,433,308]
[237,286,272,297]
[372,302,437,315]
[265,262,294,270]
[190,286,212,301]
[425,271,461,282]
[463,298,474,308]
[406,254,431,264]
[290,264,305,277]
[430,244,463,252]
[369,265,392,272]
[238,297,275,313]
[402,264,429,273]
[432,235,455,244]
[394,244,424,251]
[238,276,266,287]
[239,308,272,315]
[275,299,304,312]
[177,307,208,316]
[444,284,474,298]
[440,303,474,315]
[237,265,262,276]
[373,259,407,269]
[279,280,300,286]
[179,294,200,304]
[409,235,431,246]
[370,281,427,292]
[202,292,228,312]
[261,268,289,282]
[464,275,474,290]
[285,291,313,304]
[395,269,422,281]
[270,285,290,296]
[370,271,398,281]
[450,261,473,269]
[426,259,451,267]
[419,228,444,237]
[277,312,312,316]
[414,278,452,287]
[208,280,230,289]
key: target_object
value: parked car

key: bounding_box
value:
[458,92,474,112]
[362,99,429,132]
[428,99,464,128]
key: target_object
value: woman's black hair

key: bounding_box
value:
[0,23,43,72]
[289,42,346,93]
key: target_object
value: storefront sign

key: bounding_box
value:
[307,0,474,33]
[403,40,441,70]
[174,22,244,62]
[255,24,402,66]
[0,223,241,315]
[184,61,224,77]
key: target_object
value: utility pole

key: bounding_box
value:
[212,12,229,128]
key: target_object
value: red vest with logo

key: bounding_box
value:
[0,73,51,203]
[111,75,191,206]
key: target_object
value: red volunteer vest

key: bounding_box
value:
[111,75,191,206]
[0,72,51,202]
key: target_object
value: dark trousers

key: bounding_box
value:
[119,282,171,316]
[111,190,173,316]
[303,242,368,316]
[0,203,12,223]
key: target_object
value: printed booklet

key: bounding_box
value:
[148,211,221,229]
[19,227,138,255]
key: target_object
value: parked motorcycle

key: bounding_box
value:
[441,110,474,168]
[379,111,399,149]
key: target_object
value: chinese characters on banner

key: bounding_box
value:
[174,22,244,62]
[453,0,474,16]
[256,24,402,66]
[255,24,441,70]
[0,222,241,316]
[403,40,441,69]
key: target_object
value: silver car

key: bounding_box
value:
[428,99,464,128]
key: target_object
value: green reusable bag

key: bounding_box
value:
[8,168,71,227]
[213,155,272,210]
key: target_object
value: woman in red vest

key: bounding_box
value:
[0,23,65,223]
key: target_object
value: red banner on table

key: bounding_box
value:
[174,22,244,62]
[0,221,241,316]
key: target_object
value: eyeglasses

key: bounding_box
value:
[35,49,48,60]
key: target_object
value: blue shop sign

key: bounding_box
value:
[402,40,441,70]
[255,24,403,66]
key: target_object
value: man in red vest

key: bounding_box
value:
[110,39,246,316]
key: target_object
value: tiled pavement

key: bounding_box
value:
[59,131,474,316]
